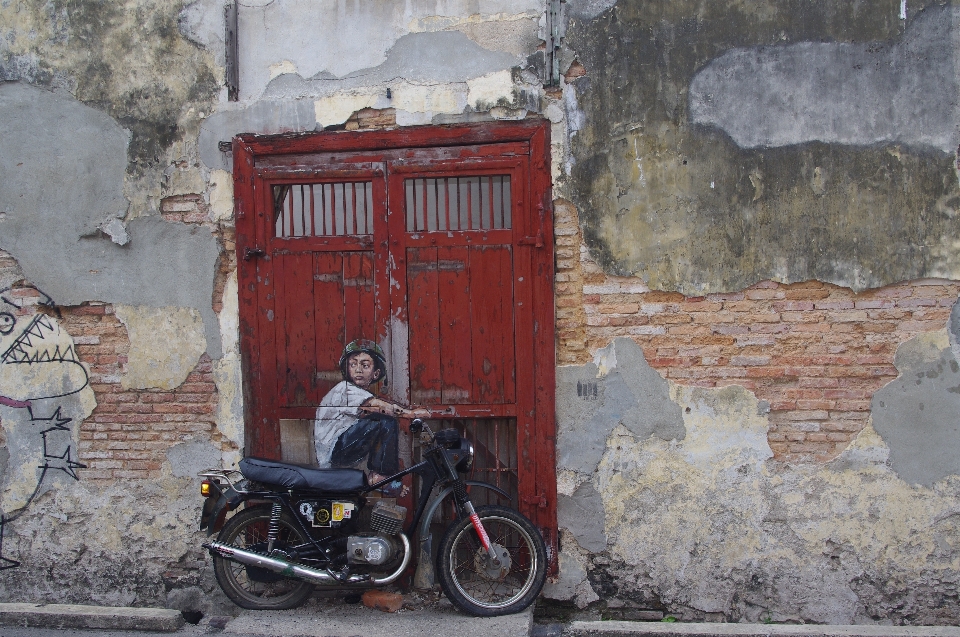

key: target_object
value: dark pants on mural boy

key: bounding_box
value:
[330,414,399,476]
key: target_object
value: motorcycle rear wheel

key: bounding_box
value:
[213,506,315,610]
[437,505,547,617]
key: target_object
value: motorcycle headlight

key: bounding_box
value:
[455,439,474,473]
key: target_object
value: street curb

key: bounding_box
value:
[567,622,960,637]
[0,603,185,632]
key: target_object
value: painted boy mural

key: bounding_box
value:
[314,339,428,486]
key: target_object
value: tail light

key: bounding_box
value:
[200,479,217,497]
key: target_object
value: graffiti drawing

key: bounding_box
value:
[0,285,89,570]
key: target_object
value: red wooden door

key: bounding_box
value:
[234,122,556,561]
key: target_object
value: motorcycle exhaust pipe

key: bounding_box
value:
[203,533,411,588]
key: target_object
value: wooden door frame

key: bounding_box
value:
[233,119,557,562]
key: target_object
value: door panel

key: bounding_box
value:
[406,245,516,406]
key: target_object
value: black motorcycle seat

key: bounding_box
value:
[239,457,367,492]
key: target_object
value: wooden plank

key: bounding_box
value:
[385,165,411,405]
[438,246,473,404]
[526,121,558,571]
[406,247,442,405]
[254,182,283,458]
[275,251,316,408]
[234,141,280,458]
[470,245,512,404]
[343,251,376,344]
[313,252,345,398]
[240,121,542,157]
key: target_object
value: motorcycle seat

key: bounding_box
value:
[239,457,367,493]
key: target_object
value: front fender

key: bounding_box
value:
[416,480,511,543]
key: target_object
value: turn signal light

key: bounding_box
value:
[200,479,214,497]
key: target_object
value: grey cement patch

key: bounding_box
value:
[950,296,960,364]
[873,339,960,486]
[166,441,221,479]
[558,481,607,552]
[178,0,225,69]
[690,5,960,154]
[0,82,222,357]
[557,338,685,476]
[270,31,520,95]
[199,99,318,172]
[226,0,538,101]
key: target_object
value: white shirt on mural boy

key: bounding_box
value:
[313,381,373,468]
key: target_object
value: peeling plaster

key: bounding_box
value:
[215,0,539,101]
[114,305,206,391]
[552,339,960,623]
[208,170,234,223]
[0,474,231,614]
[565,0,960,293]
[556,338,685,477]
[0,83,223,358]
[213,273,243,453]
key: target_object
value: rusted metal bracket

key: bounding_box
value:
[243,247,265,260]
[523,492,549,509]
[545,0,566,86]
[519,202,547,247]
[225,2,239,102]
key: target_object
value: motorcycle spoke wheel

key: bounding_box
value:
[437,505,547,617]
[213,506,315,610]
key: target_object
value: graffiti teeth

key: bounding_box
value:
[1,315,67,365]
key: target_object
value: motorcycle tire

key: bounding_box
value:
[212,506,315,610]
[437,505,547,617]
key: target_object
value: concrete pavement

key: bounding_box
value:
[2,600,960,637]
[564,622,960,637]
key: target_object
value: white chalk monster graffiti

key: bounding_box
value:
[0,286,92,569]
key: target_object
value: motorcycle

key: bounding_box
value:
[198,419,547,616]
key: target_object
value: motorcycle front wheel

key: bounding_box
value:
[437,505,547,617]
[213,506,315,610]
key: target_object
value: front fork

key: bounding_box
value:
[455,483,501,565]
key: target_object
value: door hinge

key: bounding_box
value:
[243,247,266,260]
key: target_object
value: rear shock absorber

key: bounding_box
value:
[266,501,283,553]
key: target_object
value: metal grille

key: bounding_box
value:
[273,182,374,238]
[405,176,511,232]
[432,418,518,507]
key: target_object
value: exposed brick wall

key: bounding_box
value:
[62,303,220,480]
[160,194,210,224]
[555,202,960,462]
[554,199,588,364]
[344,107,396,131]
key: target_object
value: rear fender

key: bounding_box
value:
[200,486,244,536]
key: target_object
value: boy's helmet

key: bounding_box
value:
[339,339,388,386]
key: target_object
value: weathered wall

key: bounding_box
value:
[544,0,960,623]
[562,0,960,294]
[4,0,960,626]
[0,0,549,613]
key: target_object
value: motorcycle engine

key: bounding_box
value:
[347,534,397,565]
